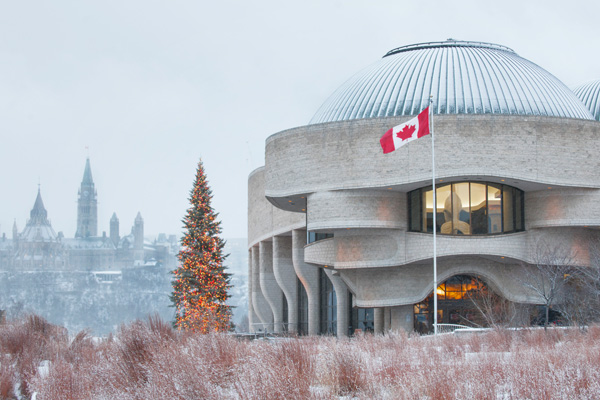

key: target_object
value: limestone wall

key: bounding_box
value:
[265,115,600,202]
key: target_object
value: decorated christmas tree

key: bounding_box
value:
[171,160,231,332]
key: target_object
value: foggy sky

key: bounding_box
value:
[1,0,598,240]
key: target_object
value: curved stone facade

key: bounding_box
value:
[265,115,600,205]
[247,41,600,335]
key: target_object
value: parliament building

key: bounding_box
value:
[0,158,178,274]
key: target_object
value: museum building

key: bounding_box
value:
[247,40,600,336]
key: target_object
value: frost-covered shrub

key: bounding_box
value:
[1,315,599,399]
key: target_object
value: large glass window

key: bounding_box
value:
[408,182,524,235]
[350,294,374,334]
[470,183,487,234]
[282,294,288,332]
[487,184,502,234]
[319,269,337,335]
[307,232,333,244]
[297,278,309,335]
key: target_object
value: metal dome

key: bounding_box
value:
[572,80,600,121]
[310,40,593,124]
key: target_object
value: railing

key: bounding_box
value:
[249,322,295,333]
[436,323,472,334]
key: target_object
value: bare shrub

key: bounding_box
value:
[0,355,14,399]
[137,338,221,400]
[147,313,177,342]
[114,321,154,388]
[0,315,68,397]
[3,314,600,399]
[233,337,319,400]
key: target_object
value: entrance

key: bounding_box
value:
[414,275,489,333]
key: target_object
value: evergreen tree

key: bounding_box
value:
[171,160,231,332]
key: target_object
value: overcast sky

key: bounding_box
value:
[0,0,598,240]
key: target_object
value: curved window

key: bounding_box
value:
[408,182,524,235]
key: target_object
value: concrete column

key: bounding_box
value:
[273,236,297,333]
[384,307,391,332]
[251,245,273,332]
[247,249,254,331]
[292,229,320,335]
[390,305,414,333]
[374,308,385,334]
[259,241,284,333]
[324,269,350,337]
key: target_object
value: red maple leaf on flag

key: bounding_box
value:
[396,124,416,141]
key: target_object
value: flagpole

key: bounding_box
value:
[430,96,437,336]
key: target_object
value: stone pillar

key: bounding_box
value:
[292,229,320,335]
[251,245,273,332]
[273,236,297,333]
[247,249,258,332]
[390,305,414,333]
[324,269,350,337]
[374,308,385,334]
[259,241,284,333]
[384,307,391,332]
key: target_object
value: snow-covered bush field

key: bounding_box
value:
[1,315,600,399]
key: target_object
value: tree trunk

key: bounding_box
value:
[544,305,549,331]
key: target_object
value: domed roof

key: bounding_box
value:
[310,40,593,124]
[572,79,600,121]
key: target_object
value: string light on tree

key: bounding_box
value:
[171,159,232,332]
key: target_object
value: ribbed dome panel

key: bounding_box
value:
[573,80,600,121]
[310,41,593,124]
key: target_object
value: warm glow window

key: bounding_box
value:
[414,275,490,333]
[408,182,524,235]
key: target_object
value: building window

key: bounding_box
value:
[282,294,288,332]
[319,268,337,335]
[307,232,333,244]
[350,294,374,334]
[297,278,309,335]
[408,182,524,235]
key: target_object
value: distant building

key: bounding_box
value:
[0,159,179,333]
[248,40,600,336]
[0,158,179,272]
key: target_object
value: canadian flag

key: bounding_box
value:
[380,107,430,154]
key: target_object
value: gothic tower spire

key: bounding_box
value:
[110,212,120,247]
[75,158,98,238]
[133,212,144,262]
[12,219,18,243]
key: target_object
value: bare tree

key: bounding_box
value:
[236,313,250,333]
[519,240,577,330]
[467,288,524,328]
[559,239,600,327]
